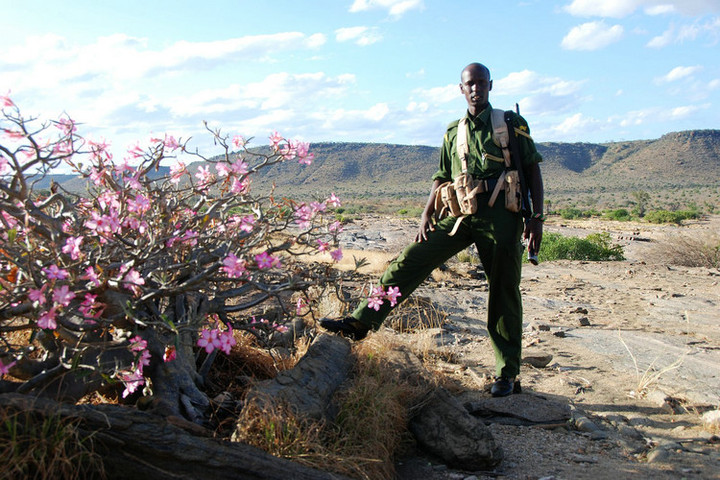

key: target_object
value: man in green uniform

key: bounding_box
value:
[321,62,544,397]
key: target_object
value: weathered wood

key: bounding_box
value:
[0,393,351,480]
[243,333,353,421]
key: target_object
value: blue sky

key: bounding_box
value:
[2,0,719,157]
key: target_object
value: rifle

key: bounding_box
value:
[504,104,538,264]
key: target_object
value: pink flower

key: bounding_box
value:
[327,193,342,208]
[0,155,9,175]
[330,248,343,262]
[82,266,102,287]
[136,350,151,371]
[328,221,343,233]
[230,159,249,175]
[79,293,105,319]
[296,298,307,315]
[385,286,402,307]
[128,194,151,214]
[316,240,329,253]
[218,329,236,355]
[119,371,144,398]
[43,264,69,280]
[269,131,283,151]
[62,236,83,260]
[163,134,180,151]
[232,135,246,148]
[295,141,314,165]
[239,215,255,233]
[216,163,231,177]
[222,253,247,278]
[129,335,148,352]
[195,165,214,187]
[197,328,220,354]
[38,308,58,330]
[255,251,281,270]
[1,92,15,108]
[1,359,17,376]
[170,161,186,184]
[367,295,383,311]
[122,268,145,295]
[55,117,76,136]
[230,177,250,194]
[28,286,47,306]
[163,345,177,362]
[52,285,76,307]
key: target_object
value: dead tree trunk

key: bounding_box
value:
[0,393,352,480]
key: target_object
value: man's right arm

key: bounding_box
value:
[415,178,443,243]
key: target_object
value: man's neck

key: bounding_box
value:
[467,103,490,119]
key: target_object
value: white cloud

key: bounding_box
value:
[494,70,585,96]
[364,103,390,121]
[411,84,459,105]
[561,21,624,50]
[335,26,382,46]
[349,0,424,17]
[549,113,601,136]
[563,0,720,18]
[650,16,720,46]
[657,65,703,83]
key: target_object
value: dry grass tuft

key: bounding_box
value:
[0,407,106,480]
[233,334,434,480]
[386,295,447,334]
[650,231,720,269]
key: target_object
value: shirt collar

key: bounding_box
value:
[466,103,493,128]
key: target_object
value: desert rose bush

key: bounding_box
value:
[0,95,347,419]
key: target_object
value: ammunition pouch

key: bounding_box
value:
[504,170,522,213]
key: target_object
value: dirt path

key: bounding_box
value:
[339,214,720,480]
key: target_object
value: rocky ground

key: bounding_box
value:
[337,214,720,480]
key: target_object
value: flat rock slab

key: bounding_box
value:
[464,394,572,426]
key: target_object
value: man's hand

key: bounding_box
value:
[415,213,435,243]
[523,217,543,261]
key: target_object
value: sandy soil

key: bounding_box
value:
[338,214,720,480]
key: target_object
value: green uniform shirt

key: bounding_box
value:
[432,103,543,183]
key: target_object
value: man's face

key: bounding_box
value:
[459,67,492,112]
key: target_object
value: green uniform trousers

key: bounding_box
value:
[351,193,525,378]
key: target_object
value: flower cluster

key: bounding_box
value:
[197,325,237,355]
[118,335,152,398]
[366,286,402,311]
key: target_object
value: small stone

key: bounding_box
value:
[590,430,609,440]
[578,316,591,326]
[702,410,720,432]
[553,330,567,338]
[522,354,554,368]
[463,476,478,480]
[571,307,588,314]
[529,322,551,331]
[575,416,600,433]
[646,447,670,463]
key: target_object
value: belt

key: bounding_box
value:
[475,177,501,193]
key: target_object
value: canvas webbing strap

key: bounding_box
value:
[456,117,469,173]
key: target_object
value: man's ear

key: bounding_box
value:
[488,80,493,92]
[458,82,464,94]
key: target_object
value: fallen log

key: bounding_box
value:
[0,393,351,480]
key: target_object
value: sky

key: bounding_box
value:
[2,0,720,158]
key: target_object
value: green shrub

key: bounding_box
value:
[537,232,625,262]
[645,209,699,224]
[558,208,586,219]
[603,208,631,221]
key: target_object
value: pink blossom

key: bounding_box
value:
[296,298,307,315]
[195,165,214,187]
[62,236,83,260]
[327,193,342,208]
[181,230,199,246]
[88,139,112,163]
[114,159,133,177]
[232,135,246,149]
[122,268,145,295]
[28,286,47,306]
[316,240,329,252]
[385,286,402,307]
[89,167,106,186]
[163,134,180,151]
[136,350,151,371]
[330,248,343,262]
[170,161,187,184]
[163,345,177,362]
[128,194,151,214]
[222,253,247,278]
[328,221,343,233]
[52,285,76,307]
[279,142,296,161]
[197,328,221,354]
[239,215,255,233]
[81,266,102,287]
[367,295,383,311]
[119,371,144,398]
[0,155,9,175]
[55,117,76,136]
[255,251,281,270]
[129,335,148,352]
[2,128,24,140]
[218,329,236,355]
[230,159,249,175]
[124,173,142,191]
[269,131,283,151]
[230,177,250,194]
[216,162,231,177]
[127,143,144,159]
[43,264,69,280]
[0,359,17,376]
[295,141,314,165]
[38,308,58,330]
[79,293,105,319]
[1,92,15,108]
